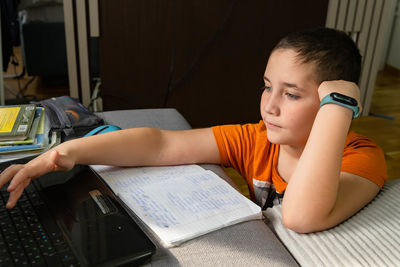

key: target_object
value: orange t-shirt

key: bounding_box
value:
[212,120,388,204]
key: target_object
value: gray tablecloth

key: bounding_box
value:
[97,109,298,266]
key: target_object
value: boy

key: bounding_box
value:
[0,28,387,233]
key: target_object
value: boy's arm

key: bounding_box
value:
[0,127,220,208]
[282,80,380,233]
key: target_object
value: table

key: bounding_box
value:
[96,108,298,266]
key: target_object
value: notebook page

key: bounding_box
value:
[90,164,204,193]
[117,170,261,246]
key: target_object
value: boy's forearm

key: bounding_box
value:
[282,104,353,231]
[55,128,164,166]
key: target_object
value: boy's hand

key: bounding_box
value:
[318,80,362,114]
[0,149,75,209]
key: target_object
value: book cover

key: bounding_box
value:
[0,104,36,141]
[0,107,43,146]
[0,108,46,154]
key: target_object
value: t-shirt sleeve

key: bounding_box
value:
[211,123,257,176]
[342,132,388,188]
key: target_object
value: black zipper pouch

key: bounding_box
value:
[33,96,104,139]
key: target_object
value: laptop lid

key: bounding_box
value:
[1,158,156,266]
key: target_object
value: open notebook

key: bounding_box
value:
[90,164,262,247]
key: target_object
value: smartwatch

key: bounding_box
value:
[320,92,360,119]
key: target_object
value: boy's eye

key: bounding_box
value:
[261,85,272,92]
[286,93,300,100]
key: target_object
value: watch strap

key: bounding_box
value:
[320,93,360,119]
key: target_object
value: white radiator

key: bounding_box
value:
[326,0,394,116]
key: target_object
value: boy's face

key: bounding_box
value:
[260,48,320,147]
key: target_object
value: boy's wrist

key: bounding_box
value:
[57,141,77,164]
[318,80,360,100]
[318,80,362,116]
[320,92,360,119]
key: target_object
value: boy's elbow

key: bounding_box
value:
[282,213,311,234]
[282,211,327,234]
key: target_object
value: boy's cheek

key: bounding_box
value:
[288,111,316,133]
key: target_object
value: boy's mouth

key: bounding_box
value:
[265,121,281,129]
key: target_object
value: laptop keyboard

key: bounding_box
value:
[0,181,79,267]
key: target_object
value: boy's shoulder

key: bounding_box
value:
[345,131,381,149]
[213,120,266,134]
[212,120,270,149]
[343,131,388,188]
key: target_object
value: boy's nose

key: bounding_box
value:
[264,94,280,116]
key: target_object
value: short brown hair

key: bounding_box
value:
[273,28,362,84]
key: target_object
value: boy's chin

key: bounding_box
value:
[267,133,302,147]
[266,132,284,145]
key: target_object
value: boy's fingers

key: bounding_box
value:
[8,167,31,191]
[2,150,72,208]
[6,182,26,209]
[8,153,57,191]
[0,164,24,188]
[8,162,46,191]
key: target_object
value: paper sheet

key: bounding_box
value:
[90,165,262,246]
[91,164,204,189]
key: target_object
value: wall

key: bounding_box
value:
[387,0,400,69]
[98,0,329,128]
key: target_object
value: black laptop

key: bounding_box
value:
[0,157,156,267]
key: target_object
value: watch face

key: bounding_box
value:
[331,92,358,106]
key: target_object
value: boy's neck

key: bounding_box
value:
[279,144,304,160]
[277,144,304,182]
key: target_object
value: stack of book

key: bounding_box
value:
[0,104,47,155]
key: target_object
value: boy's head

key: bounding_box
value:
[261,28,362,147]
[273,27,362,84]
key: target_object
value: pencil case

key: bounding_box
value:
[33,96,104,139]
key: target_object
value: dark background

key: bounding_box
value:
[98,0,329,128]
